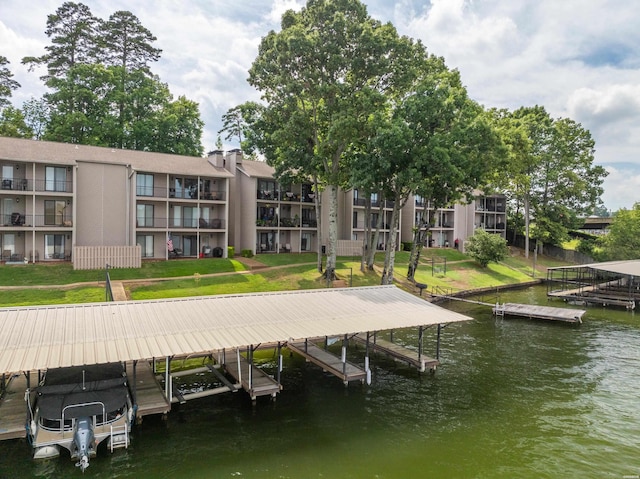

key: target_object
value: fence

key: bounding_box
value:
[335,240,363,256]
[73,245,141,270]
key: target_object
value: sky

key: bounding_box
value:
[1,0,639,211]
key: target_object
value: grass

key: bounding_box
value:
[0,248,575,306]
[128,260,380,300]
[0,258,246,286]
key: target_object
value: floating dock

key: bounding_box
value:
[0,373,30,440]
[493,303,585,323]
[353,334,439,373]
[288,339,367,385]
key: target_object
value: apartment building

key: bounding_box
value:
[1,137,506,264]
[0,137,232,263]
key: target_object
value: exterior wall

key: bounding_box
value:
[76,162,129,246]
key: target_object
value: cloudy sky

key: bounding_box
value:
[1,0,639,211]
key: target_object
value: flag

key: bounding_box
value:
[167,237,174,252]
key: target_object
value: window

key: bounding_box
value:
[183,206,197,227]
[2,233,15,255]
[44,200,66,225]
[136,173,154,196]
[136,204,154,227]
[44,234,65,259]
[45,166,67,192]
[258,179,276,199]
[136,235,154,257]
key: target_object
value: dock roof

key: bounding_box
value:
[0,286,471,374]
[548,259,640,277]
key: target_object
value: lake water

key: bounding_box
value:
[1,285,639,478]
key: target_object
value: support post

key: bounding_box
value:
[277,342,283,385]
[365,332,371,385]
[418,326,424,365]
[132,360,138,405]
[390,329,394,343]
[248,346,253,391]
[436,324,442,360]
[342,334,347,377]
[165,357,172,402]
[236,348,242,384]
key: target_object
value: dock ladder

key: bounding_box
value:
[109,424,129,452]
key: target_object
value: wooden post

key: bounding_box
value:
[342,334,347,377]
[418,326,424,366]
[436,324,442,360]
[132,360,138,405]
[277,342,282,385]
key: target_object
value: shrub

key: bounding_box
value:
[241,249,253,258]
[402,241,413,252]
[466,229,509,267]
[227,246,235,257]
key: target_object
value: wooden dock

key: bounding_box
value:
[221,351,281,401]
[288,340,367,385]
[493,303,586,323]
[353,334,439,373]
[126,361,171,421]
[0,373,30,441]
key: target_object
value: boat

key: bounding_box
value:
[26,363,133,472]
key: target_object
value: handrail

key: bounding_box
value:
[61,401,105,438]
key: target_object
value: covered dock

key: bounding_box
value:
[547,260,640,310]
[0,285,472,438]
[288,338,367,385]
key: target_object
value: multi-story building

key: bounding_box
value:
[1,137,232,263]
[0,137,506,263]
[401,193,507,251]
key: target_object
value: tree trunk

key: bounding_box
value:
[313,178,323,273]
[407,205,429,282]
[381,201,401,285]
[366,197,384,271]
[323,184,338,284]
[524,194,530,259]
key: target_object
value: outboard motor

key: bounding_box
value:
[73,417,94,472]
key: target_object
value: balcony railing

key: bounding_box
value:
[1,177,74,193]
[1,214,73,227]
[137,186,226,200]
[137,217,225,229]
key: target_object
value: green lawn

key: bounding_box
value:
[0,258,245,286]
[0,287,106,307]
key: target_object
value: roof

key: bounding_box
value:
[0,285,471,374]
[548,259,640,276]
[0,136,233,178]
[237,158,275,178]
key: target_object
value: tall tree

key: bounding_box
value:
[501,106,607,255]
[248,0,412,283]
[0,56,21,108]
[99,10,162,148]
[22,2,100,83]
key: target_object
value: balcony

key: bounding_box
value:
[1,177,74,193]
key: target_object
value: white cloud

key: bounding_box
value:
[601,165,640,211]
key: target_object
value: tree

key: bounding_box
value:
[247,0,414,283]
[601,203,640,260]
[99,10,162,148]
[498,106,607,256]
[0,56,20,108]
[22,97,50,140]
[22,2,100,83]
[0,107,33,138]
[466,229,509,267]
[151,96,204,157]
[402,76,506,282]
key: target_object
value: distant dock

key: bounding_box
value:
[493,303,585,323]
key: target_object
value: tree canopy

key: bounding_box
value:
[18,1,203,155]
[601,203,640,260]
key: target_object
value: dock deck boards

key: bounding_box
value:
[126,361,171,419]
[222,353,281,400]
[494,303,585,323]
[0,373,29,440]
[353,334,439,372]
[288,340,367,384]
